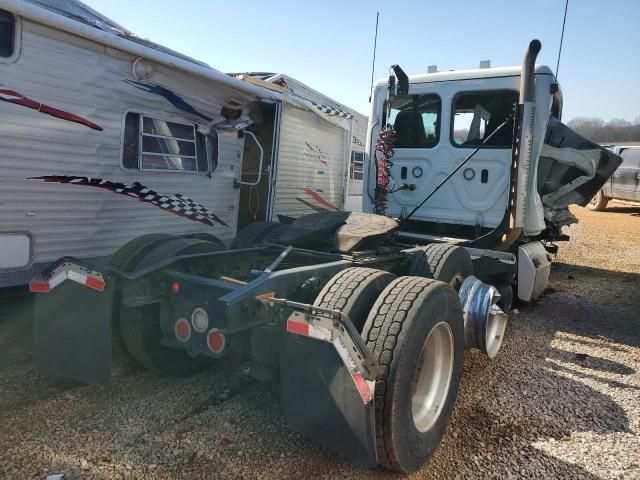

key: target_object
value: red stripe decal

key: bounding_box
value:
[295,197,329,214]
[286,319,309,336]
[299,187,340,212]
[0,88,103,131]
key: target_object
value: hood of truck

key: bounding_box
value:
[536,117,622,229]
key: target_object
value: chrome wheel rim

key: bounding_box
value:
[485,306,508,359]
[412,322,454,432]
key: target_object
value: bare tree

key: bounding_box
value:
[567,117,640,143]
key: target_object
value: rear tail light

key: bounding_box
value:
[174,318,191,342]
[207,329,225,354]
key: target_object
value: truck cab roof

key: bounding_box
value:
[374,65,555,88]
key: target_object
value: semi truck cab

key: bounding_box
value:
[364,44,620,251]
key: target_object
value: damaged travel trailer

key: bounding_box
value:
[0,0,364,287]
[229,72,367,220]
[29,37,621,473]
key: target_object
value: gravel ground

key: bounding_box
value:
[0,202,638,479]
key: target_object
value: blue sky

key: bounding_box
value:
[84,0,640,121]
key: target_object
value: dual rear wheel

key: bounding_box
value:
[314,266,465,473]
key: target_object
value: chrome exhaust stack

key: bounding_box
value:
[458,276,508,359]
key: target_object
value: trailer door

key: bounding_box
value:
[272,104,348,218]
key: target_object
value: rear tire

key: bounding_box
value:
[408,243,473,290]
[313,267,396,332]
[362,276,464,473]
[119,238,223,376]
[587,190,608,211]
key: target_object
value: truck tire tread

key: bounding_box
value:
[409,243,473,288]
[314,267,396,331]
[362,276,464,472]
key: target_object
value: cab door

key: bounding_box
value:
[380,84,517,232]
[611,148,640,201]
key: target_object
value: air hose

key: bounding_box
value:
[373,125,396,215]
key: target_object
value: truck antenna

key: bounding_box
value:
[555,0,569,80]
[368,12,380,103]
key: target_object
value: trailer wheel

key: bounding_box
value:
[231,221,280,249]
[408,243,473,290]
[362,276,464,473]
[183,232,225,249]
[586,190,608,211]
[108,234,175,349]
[135,237,223,269]
[108,234,174,272]
[313,267,396,332]
[119,238,223,376]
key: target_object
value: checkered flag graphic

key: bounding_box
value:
[310,101,354,119]
[30,176,229,228]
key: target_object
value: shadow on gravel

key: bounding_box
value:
[0,287,33,353]
[545,347,635,375]
[603,205,640,216]
[550,262,640,349]
[0,289,91,412]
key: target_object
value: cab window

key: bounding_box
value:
[386,94,441,148]
[452,90,518,148]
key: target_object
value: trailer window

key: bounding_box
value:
[385,94,441,149]
[0,9,15,58]
[451,90,518,148]
[350,151,364,180]
[122,113,216,173]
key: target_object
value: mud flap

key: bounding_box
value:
[33,281,113,385]
[280,334,378,467]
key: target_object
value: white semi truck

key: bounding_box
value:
[30,40,621,473]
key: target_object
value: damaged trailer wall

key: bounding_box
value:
[0,12,255,286]
[272,104,349,217]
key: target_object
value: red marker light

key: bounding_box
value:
[29,280,50,293]
[175,318,191,342]
[207,329,225,354]
[170,281,181,294]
